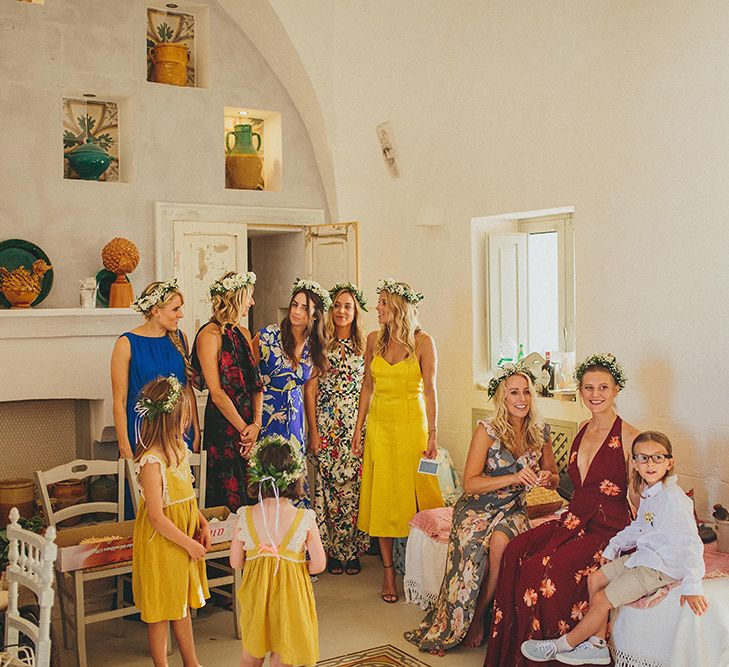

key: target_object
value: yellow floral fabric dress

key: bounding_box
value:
[132,450,209,623]
[236,505,319,666]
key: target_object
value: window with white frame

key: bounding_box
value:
[487,213,575,369]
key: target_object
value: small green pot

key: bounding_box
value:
[67,139,113,181]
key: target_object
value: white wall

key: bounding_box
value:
[0,0,328,307]
[253,0,729,514]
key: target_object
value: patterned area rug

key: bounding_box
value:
[317,644,431,666]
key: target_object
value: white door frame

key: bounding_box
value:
[154,202,325,280]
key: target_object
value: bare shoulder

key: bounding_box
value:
[416,331,435,352]
[621,419,641,450]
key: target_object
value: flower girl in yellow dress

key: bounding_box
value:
[132,375,210,667]
[231,434,326,667]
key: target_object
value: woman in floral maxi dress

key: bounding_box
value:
[405,367,558,655]
[305,284,370,574]
[254,281,330,508]
[485,355,639,667]
[192,272,262,510]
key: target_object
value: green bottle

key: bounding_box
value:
[517,344,525,362]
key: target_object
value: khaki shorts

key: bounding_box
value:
[601,554,677,607]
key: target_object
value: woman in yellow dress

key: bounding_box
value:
[230,434,326,667]
[132,376,210,667]
[353,278,443,603]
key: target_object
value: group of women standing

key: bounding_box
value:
[111,272,441,595]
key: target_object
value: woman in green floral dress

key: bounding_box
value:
[404,365,558,655]
[305,283,370,575]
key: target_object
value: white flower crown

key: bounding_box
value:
[247,435,306,490]
[376,277,424,304]
[131,279,179,313]
[487,362,537,399]
[329,281,368,311]
[209,271,256,297]
[575,353,627,389]
[291,278,332,311]
[135,375,184,419]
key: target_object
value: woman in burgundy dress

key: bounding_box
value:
[192,271,263,510]
[485,354,639,667]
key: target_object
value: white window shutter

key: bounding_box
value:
[487,233,528,369]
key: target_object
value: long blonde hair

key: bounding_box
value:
[210,271,253,331]
[325,288,366,356]
[376,287,420,357]
[630,431,676,498]
[132,377,190,466]
[139,281,193,381]
[490,372,545,457]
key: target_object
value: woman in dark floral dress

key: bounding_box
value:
[485,354,640,667]
[404,365,558,655]
[192,271,262,510]
[305,283,370,575]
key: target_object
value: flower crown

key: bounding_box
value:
[132,279,179,313]
[487,362,537,399]
[291,278,332,311]
[329,281,368,311]
[247,435,306,491]
[376,278,424,304]
[575,353,627,389]
[209,271,256,297]
[135,375,184,420]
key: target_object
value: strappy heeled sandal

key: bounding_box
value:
[381,563,398,603]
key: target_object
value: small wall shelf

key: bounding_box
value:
[63,97,123,182]
[223,106,282,192]
[146,5,209,88]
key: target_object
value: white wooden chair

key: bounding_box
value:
[34,458,133,667]
[2,507,57,667]
[127,451,242,638]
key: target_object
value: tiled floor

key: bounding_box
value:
[58,555,488,666]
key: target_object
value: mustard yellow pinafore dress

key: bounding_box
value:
[357,354,443,538]
[236,506,319,665]
[132,450,209,623]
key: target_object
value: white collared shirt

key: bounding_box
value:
[602,475,704,596]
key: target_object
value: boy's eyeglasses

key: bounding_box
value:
[632,453,673,464]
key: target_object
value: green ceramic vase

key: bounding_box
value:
[67,139,113,181]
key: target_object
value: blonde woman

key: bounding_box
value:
[304,283,370,575]
[405,366,557,655]
[111,279,200,460]
[353,279,443,603]
[191,271,263,511]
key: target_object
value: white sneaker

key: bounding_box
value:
[556,640,611,665]
[521,639,559,662]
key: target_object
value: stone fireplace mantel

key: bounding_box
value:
[0,308,139,442]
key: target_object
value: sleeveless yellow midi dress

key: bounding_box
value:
[357,354,443,538]
[132,450,209,623]
[236,505,319,665]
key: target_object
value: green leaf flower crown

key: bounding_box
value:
[487,362,537,399]
[329,281,368,311]
[134,375,184,420]
[132,278,179,314]
[247,435,306,491]
[575,353,627,389]
[291,278,332,311]
[209,271,256,297]
[376,277,424,304]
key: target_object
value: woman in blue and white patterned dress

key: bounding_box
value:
[253,280,330,506]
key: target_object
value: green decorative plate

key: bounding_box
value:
[0,239,54,308]
[95,268,130,308]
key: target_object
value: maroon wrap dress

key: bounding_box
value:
[485,416,631,667]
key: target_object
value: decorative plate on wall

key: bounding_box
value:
[0,239,54,308]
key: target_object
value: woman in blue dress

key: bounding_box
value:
[111,279,200,462]
[253,279,330,506]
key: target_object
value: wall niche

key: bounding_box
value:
[146,4,209,88]
[224,106,282,192]
[63,96,122,182]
